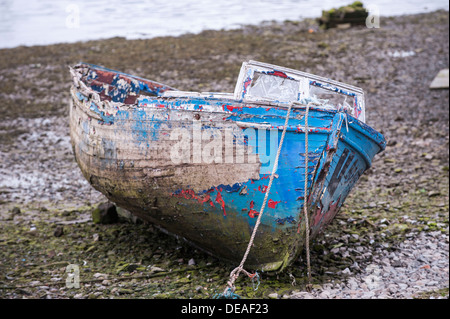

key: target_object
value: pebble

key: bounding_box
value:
[91,202,118,224]
[291,230,449,299]
[53,226,64,237]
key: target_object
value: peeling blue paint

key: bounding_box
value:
[89,101,115,124]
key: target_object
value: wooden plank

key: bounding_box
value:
[429,69,449,89]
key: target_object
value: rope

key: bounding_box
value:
[216,102,294,298]
[303,102,312,291]
[216,101,314,298]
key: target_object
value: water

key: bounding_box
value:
[0,0,448,49]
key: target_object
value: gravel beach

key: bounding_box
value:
[0,10,448,300]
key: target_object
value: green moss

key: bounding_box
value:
[349,1,364,9]
[414,288,449,299]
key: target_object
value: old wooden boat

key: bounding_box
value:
[69,60,385,271]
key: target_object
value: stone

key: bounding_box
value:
[53,226,64,237]
[91,202,118,224]
[93,233,100,242]
[118,288,133,295]
[342,268,351,274]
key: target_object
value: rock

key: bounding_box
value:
[342,268,351,274]
[93,273,108,279]
[392,260,406,267]
[53,226,64,237]
[6,206,21,220]
[268,293,278,299]
[116,207,142,224]
[398,283,408,290]
[318,1,368,29]
[91,202,118,224]
[427,191,440,197]
[118,288,133,295]
[188,258,196,266]
[150,266,165,273]
[27,226,38,236]
[101,280,111,286]
[93,233,100,242]
[116,263,139,273]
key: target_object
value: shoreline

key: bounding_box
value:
[0,10,448,299]
[1,8,448,51]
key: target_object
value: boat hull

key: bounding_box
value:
[69,83,385,271]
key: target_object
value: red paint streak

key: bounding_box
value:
[248,200,259,218]
[271,70,288,78]
[260,174,270,180]
[248,210,259,218]
[215,191,226,216]
[258,185,268,193]
[172,189,214,207]
[268,199,281,209]
[243,77,252,96]
[201,194,211,204]
[226,105,243,112]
